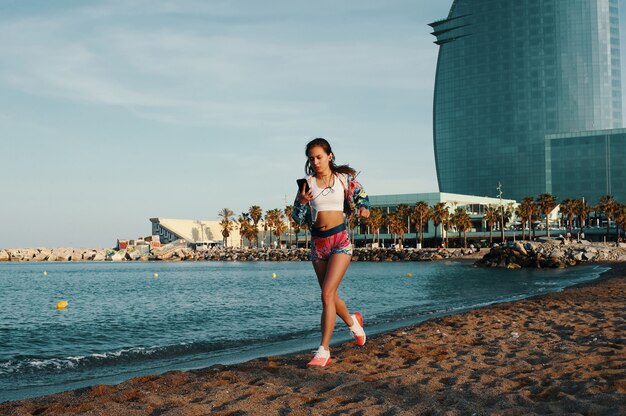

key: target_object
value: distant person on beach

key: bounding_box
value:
[292,138,371,367]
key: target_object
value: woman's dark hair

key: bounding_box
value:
[305,138,356,177]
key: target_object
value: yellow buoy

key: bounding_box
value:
[43,271,47,276]
[56,300,68,310]
[153,273,159,278]
[407,273,413,277]
[272,273,277,278]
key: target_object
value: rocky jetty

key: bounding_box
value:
[0,248,108,262]
[475,240,626,269]
[5,243,623,265]
[0,246,479,262]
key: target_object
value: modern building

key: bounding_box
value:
[353,192,517,246]
[546,128,626,202]
[150,218,242,247]
[429,0,622,202]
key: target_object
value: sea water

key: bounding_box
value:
[0,260,608,402]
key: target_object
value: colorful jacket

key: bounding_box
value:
[291,173,371,227]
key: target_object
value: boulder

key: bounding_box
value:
[93,251,106,261]
[513,242,527,255]
[38,248,52,258]
[126,249,142,261]
[109,251,126,261]
[0,250,9,261]
[23,249,38,260]
[51,249,72,261]
[8,249,24,261]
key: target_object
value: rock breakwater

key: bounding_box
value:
[0,246,479,262]
[475,241,626,269]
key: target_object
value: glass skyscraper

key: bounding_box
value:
[430,0,622,201]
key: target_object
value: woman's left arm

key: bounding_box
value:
[349,176,371,218]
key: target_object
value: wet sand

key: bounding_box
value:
[2,263,624,415]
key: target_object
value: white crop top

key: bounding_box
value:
[309,175,344,212]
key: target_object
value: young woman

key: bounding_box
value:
[292,138,371,367]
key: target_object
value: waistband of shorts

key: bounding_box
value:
[310,223,346,238]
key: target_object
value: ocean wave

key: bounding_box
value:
[0,331,311,377]
[0,344,193,375]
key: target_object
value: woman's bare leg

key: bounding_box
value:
[312,254,353,349]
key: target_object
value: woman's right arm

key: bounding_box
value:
[292,194,311,225]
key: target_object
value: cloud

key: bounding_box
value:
[0,1,438,129]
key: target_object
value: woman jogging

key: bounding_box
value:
[292,138,371,367]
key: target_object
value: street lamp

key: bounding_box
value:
[497,182,505,243]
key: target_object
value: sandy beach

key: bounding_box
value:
[1,263,624,415]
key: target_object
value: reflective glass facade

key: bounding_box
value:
[430,0,622,201]
[546,129,626,203]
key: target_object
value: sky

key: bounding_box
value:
[2,0,625,248]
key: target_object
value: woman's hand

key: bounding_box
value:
[299,186,314,204]
[358,206,370,218]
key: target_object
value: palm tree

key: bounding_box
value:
[389,210,408,247]
[598,195,618,241]
[559,199,576,232]
[302,222,310,247]
[395,204,411,248]
[614,204,626,241]
[514,205,525,240]
[249,206,263,248]
[293,222,301,247]
[265,209,285,248]
[284,205,294,247]
[503,203,514,236]
[273,215,287,247]
[450,206,472,248]
[574,198,591,236]
[431,202,448,248]
[536,193,557,238]
[483,205,498,244]
[347,209,359,244]
[264,210,276,248]
[412,201,430,248]
[237,213,252,247]
[218,208,235,247]
[367,208,384,245]
[515,197,535,241]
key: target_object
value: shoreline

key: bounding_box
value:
[1,262,624,414]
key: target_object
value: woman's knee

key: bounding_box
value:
[321,289,338,306]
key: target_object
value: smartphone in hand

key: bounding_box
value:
[296,178,310,193]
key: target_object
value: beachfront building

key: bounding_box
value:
[150,218,242,248]
[430,0,622,202]
[351,192,517,247]
[546,129,626,203]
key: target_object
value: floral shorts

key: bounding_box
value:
[310,223,353,261]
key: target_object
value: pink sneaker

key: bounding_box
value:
[307,346,332,367]
[350,312,366,346]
